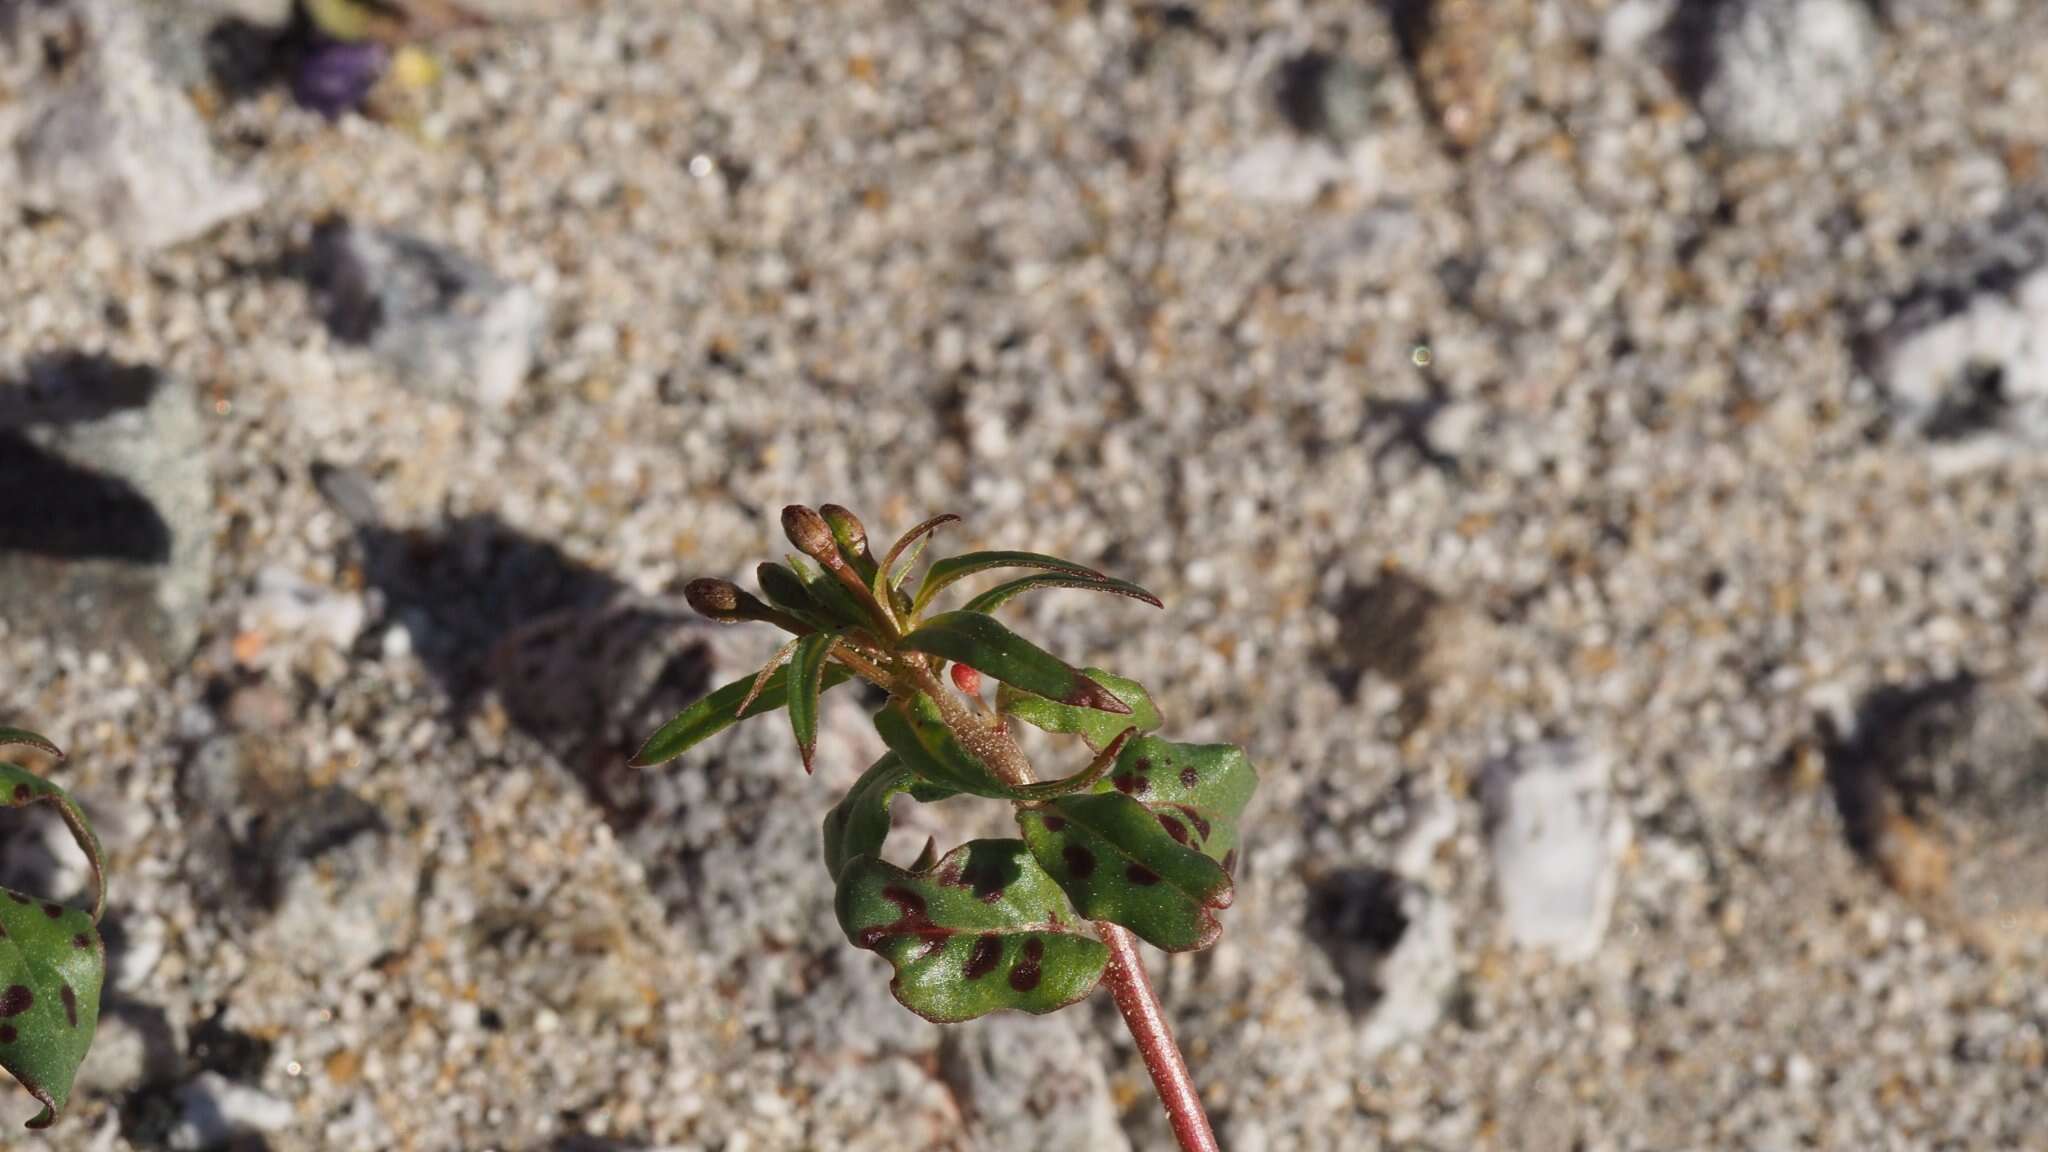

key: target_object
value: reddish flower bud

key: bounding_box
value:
[950,663,982,696]
[781,504,839,564]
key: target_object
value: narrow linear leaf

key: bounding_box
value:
[913,550,1110,614]
[1010,727,1135,803]
[835,839,1107,1022]
[0,741,105,1129]
[786,633,837,772]
[0,731,61,759]
[961,572,1163,615]
[877,513,961,593]
[998,670,1162,751]
[788,554,872,632]
[756,562,838,631]
[1094,735,1259,875]
[632,664,854,767]
[737,637,802,718]
[899,612,1129,715]
[1018,792,1233,953]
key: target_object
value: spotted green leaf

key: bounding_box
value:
[998,669,1162,751]
[835,839,1107,1022]
[786,633,838,772]
[632,663,854,767]
[1093,735,1258,875]
[822,754,919,883]
[913,550,1111,614]
[0,737,106,1129]
[960,572,1163,615]
[1018,792,1233,953]
[899,612,1129,715]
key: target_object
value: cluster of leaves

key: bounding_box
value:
[0,729,106,1130]
[635,506,1256,1022]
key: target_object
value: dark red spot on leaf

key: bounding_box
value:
[1135,758,1151,772]
[964,934,1002,980]
[1113,774,1137,794]
[43,902,63,919]
[10,784,28,802]
[1043,815,1067,832]
[0,1026,13,1044]
[0,986,32,1016]
[1180,766,1200,788]
[857,884,953,959]
[1171,803,1212,841]
[1126,865,1161,886]
[7,893,29,905]
[60,984,76,1029]
[1008,937,1045,992]
[73,934,91,950]
[1157,813,1190,844]
[1062,843,1096,878]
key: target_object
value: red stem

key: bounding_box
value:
[1099,922,1220,1152]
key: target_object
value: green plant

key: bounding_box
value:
[634,506,1255,1152]
[0,728,107,1130]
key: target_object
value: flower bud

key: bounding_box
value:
[820,504,870,558]
[950,663,982,696]
[781,504,839,564]
[685,577,753,622]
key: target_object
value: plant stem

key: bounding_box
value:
[1099,922,1220,1152]
[919,676,1219,1150]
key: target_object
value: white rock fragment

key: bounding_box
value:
[243,566,369,650]
[305,221,546,412]
[170,1072,295,1151]
[1481,741,1627,960]
[1695,0,1875,149]
[1601,0,1679,58]
[1874,264,2048,472]
[0,0,264,251]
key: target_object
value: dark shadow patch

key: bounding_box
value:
[0,432,172,563]
[1323,570,1443,707]
[1304,866,1411,1016]
[1379,0,1434,69]
[311,463,712,830]
[1820,676,1977,862]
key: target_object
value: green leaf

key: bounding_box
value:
[873,697,1024,800]
[1018,792,1233,952]
[0,741,106,1129]
[755,562,837,632]
[786,633,837,772]
[876,513,960,592]
[632,663,854,767]
[913,550,1111,614]
[822,754,923,883]
[0,757,103,925]
[835,839,1107,1022]
[898,612,1130,715]
[874,697,1129,803]
[1094,736,1258,875]
[0,731,61,759]
[998,670,1163,751]
[961,572,1163,615]
[788,554,872,631]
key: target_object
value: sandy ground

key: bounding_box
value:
[2,0,2047,1149]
